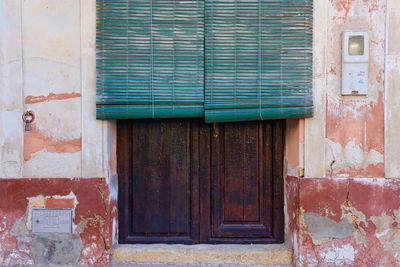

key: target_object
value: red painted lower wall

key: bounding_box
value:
[2,177,399,267]
[0,178,116,266]
[288,177,400,267]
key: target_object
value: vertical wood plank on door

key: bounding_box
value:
[119,119,199,244]
[117,120,133,243]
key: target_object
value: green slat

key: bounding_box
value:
[96,0,204,119]
[204,0,313,122]
[205,106,313,123]
[96,105,204,119]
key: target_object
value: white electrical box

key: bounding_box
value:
[342,31,369,95]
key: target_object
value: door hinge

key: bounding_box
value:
[212,123,219,138]
[298,168,305,178]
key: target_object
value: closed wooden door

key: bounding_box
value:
[117,119,284,244]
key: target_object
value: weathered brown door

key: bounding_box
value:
[117,119,284,244]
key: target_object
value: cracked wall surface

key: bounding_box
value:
[0,0,117,266]
[0,178,114,266]
[294,0,400,266]
[1,0,400,266]
[0,0,109,179]
[324,0,386,178]
[296,178,400,267]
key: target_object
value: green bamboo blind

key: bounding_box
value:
[96,0,204,119]
[96,0,313,122]
[204,0,313,122]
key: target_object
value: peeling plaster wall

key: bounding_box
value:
[296,178,400,266]
[0,0,116,266]
[22,0,83,177]
[295,0,400,266]
[0,178,114,266]
[1,0,400,266]
[307,0,387,178]
[0,0,24,178]
[386,0,400,178]
[0,0,111,179]
[305,0,395,179]
[325,19,385,176]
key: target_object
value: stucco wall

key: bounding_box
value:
[0,0,112,179]
[287,0,400,266]
[386,0,400,178]
[1,0,400,266]
[0,1,117,266]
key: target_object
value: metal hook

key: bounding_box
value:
[22,110,35,131]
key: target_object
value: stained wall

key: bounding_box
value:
[1,0,400,266]
[0,0,117,266]
[286,0,400,266]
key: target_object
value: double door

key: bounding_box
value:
[117,119,284,244]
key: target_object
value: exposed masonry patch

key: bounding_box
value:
[0,179,112,266]
[370,210,400,254]
[299,178,400,266]
[319,244,355,265]
[7,216,34,265]
[304,212,353,241]
[30,233,82,265]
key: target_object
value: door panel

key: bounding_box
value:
[118,119,284,244]
[212,121,272,238]
[118,119,199,244]
[200,120,283,243]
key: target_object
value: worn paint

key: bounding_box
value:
[304,212,353,241]
[324,0,386,179]
[0,0,24,179]
[386,6,400,178]
[326,93,385,177]
[297,178,400,266]
[286,176,300,266]
[1,0,115,265]
[0,178,112,267]
[0,0,399,266]
[286,120,301,176]
[20,0,83,178]
[329,0,353,16]
[109,139,117,177]
[25,92,81,105]
[24,124,81,161]
[44,197,75,209]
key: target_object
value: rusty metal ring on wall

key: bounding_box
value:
[22,110,35,124]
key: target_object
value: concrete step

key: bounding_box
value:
[111,244,293,267]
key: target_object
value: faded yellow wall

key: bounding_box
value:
[0,0,113,179]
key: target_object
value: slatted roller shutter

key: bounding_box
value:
[204,0,313,122]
